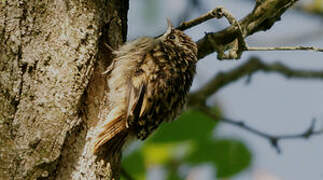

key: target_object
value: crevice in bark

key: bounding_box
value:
[13,45,23,113]
[27,158,60,180]
[53,86,88,179]
[53,1,129,179]
[0,2,8,44]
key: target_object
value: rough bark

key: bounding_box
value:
[0,0,128,179]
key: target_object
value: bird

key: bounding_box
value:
[92,19,198,154]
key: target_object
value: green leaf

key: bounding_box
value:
[147,109,217,143]
[166,168,182,180]
[186,139,252,178]
[122,150,146,179]
[142,143,175,165]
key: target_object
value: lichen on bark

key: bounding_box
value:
[0,0,128,179]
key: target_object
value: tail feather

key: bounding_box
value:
[93,114,127,153]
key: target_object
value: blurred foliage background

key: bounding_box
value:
[121,0,323,180]
[122,109,251,179]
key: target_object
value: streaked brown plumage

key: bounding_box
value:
[93,20,198,153]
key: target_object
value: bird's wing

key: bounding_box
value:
[125,80,146,128]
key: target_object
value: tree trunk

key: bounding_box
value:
[0,0,129,179]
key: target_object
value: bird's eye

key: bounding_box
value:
[168,34,176,40]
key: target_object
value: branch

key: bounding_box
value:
[195,0,300,59]
[247,46,323,52]
[176,6,248,59]
[294,2,323,18]
[176,8,220,31]
[188,57,323,104]
[175,1,323,60]
[176,6,242,33]
[173,0,323,155]
[198,105,323,153]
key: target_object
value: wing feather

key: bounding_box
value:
[126,81,146,128]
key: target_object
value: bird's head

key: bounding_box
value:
[159,19,198,56]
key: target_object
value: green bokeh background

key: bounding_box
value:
[122,110,252,179]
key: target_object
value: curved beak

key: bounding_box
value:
[159,18,174,40]
[167,18,174,31]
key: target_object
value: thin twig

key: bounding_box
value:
[188,57,323,104]
[196,0,301,60]
[247,46,323,52]
[191,7,323,58]
[198,105,323,153]
[294,3,323,18]
[212,7,248,59]
[176,7,248,59]
[176,8,220,31]
[168,2,323,59]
